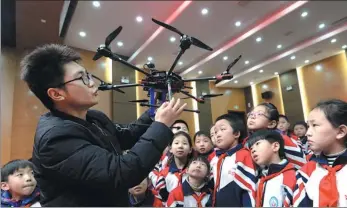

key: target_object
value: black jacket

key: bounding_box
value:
[31,109,173,207]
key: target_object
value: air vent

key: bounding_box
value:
[331,16,347,26]
[314,50,322,55]
[284,31,293,37]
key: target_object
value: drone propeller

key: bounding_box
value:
[152,18,212,51]
[128,99,149,103]
[93,26,123,61]
[215,55,242,84]
[202,93,224,98]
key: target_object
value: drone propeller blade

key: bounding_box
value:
[129,99,149,103]
[92,53,103,61]
[105,26,123,47]
[152,18,184,36]
[191,37,213,51]
[226,55,242,73]
[202,93,224,98]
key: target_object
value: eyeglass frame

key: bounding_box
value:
[247,111,270,119]
[55,72,95,88]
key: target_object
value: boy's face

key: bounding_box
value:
[172,123,189,134]
[187,160,208,180]
[195,135,213,154]
[247,106,275,130]
[214,119,239,150]
[1,167,37,199]
[277,117,290,132]
[294,124,307,137]
[129,178,148,196]
[250,140,280,166]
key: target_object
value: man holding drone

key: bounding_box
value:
[20,44,187,206]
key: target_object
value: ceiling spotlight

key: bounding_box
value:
[262,84,268,89]
[235,21,241,27]
[245,60,249,65]
[301,11,308,17]
[331,38,337,43]
[170,36,176,42]
[256,37,262,42]
[290,55,296,60]
[250,82,254,85]
[318,23,325,29]
[315,65,322,71]
[136,16,143,23]
[79,31,86,37]
[342,45,347,49]
[40,19,46,23]
[117,41,123,47]
[223,56,228,61]
[201,8,209,15]
[198,70,203,74]
[178,61,183,65]
[277,44,282,49]
[274,72,279,75]
[147,57,153,61]
[234,80,238,84]
[305,60,310,64]
[259,69,264,73]
[92,1,100,8]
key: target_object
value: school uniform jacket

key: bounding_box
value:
[211,144,257,207]
[256,160,296,207]
[149,153,170,187]
[293,151,347,207]
[167,180,212,207]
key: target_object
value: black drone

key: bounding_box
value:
[93,18,242,115]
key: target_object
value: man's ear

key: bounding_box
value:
[47,88,66,102]
[1,182,10,191]
[268,120,277,129]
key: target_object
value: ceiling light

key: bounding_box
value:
[245,60,249,65]
[277,44,282,49]
[79,31,86,37]
[234,80,238,84]
[223,56,228,61]
[256,37,262,42]
[198,70,203,74]
[259,69,263,73]
[147,57,153,61]
[250,82,254,85]
[136,16,143,23]
[40,19,46,23]
[92,1,100,8]
[117,41,123,47]
[331,38,337,43]
[274,72,279,75]
[318,23,325,29]
[235,21,241,27]
[342,45,347,49]
[305,60,310,64]
[178,61,183,65]
[290,55,296,60]
[301,11,308,17]
[315,65,322,71]
[262,84,268,89]
[201,8,209,15]
[170,36,176,42]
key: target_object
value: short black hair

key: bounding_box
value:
[279,114,289,122]
[187,156,211,180]
[215,114,247,142]
[193,130,211,143]
[20,44,81,110]
[294,121,308,130]
[171,119,189,130]
[258,102,280,128]
[1,159,35,182]
[314,99,347,129]
[246,129,285,159]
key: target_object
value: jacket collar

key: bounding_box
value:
[182,180,211,196]
[311,150,347,166]
[1,187,40,207]
[215,144,243,157]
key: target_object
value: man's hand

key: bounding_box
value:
[155,98,187,127]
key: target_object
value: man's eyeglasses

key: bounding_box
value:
[247,111,270,119]
[57,72,95,87]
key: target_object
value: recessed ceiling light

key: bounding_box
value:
[301,11,308,17]
[315,65,322,71]
[259,69,263,73]
[92,1,100,8]
[198,70,203,74]
[117,41,123,47]
[277,44,282,49]
[318,23,325,29]
[170,36,176,42]
[40,19,46,23]
[147,57,153,61]
[235,21,241,27]
[274,72,279,75]
[201,8,208,15]
[136,16,143,23]
[178,61,183,65]
[256,37,262,42]
[223,56,228,61]
[234,80,238,84]
[79,31,86,37]
[262,84,268,89]
[331,38,337,43]
[342,45,347,49]
[250,82,254,85]
[245,60,249,65]
[290,55,296,60]
[305,60,310,64]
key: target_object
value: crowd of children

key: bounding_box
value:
[2,98,347,207]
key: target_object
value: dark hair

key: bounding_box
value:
[246,129,285,159]
[314,99,347,129]
[1,159,35,182]
[187,156,211,181]
[279,114,289,122]
[20,44,81,110]
[294,121,308,130]
[171,119,189,130]
[193,130,211,143]
[258,102,280,128]
[215,114,247,142]
[168,131,193,166]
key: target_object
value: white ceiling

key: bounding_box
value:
[64,1,347,88]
